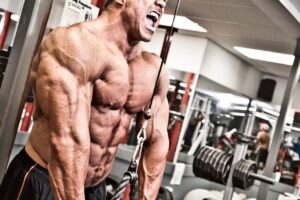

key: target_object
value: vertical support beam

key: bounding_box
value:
[172,72,200,163]
[0,0,52,182]
[257,39,300,200]
[167,73,194,162]
[0,12,11,49]
[172,39,208,163]
[223,105,257,200]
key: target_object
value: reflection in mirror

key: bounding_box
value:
[175,75,300,188]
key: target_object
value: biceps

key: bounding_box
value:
[35,67,90,139]
[153,98,169,133]
[37,72,74,116]
[147,98,169,149]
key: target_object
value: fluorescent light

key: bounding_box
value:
[230,112,246,117]
[10,14,20,22]
[279,0,300,23]
[261,108,279,117]
[234,46,295,65]
[159,14,207,32]
[231,105,247,111]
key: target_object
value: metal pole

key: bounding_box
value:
[167,73,194,162]
[257,39,300,200]
[173,40,209,163]
[223,104,257,200]
[0,0,52,182]
[173,76,202,162]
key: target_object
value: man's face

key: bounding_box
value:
[124,0,167,42]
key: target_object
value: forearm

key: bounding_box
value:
[138,132,169,200]
[48,137,90,200]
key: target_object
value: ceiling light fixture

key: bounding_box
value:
[234,46,295,65]
[159,14,207,32]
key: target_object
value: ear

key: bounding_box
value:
[115,0,125,6]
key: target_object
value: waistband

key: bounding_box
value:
[18,148,49,183]
[17,148,105,190]
[19,148,49,174]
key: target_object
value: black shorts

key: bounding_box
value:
[0,148,106,200]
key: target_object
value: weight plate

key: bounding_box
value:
[206,148,220,180]
[220,154,233,184]
[197,146,211,178]
[193,147,206,177]
[215,153,228,183]
[233,160,243,189]
[194,146,208,177]
[244,160,257,190]
[233,159,257,190]
[208,149,222,181]
[211,151,225,182]
[239,160,248,189]
[201,147,215,179]
[232,160,240,187]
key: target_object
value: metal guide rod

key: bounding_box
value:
[257,38,300,200]
[0,0,53,182]
[223,104,257,200]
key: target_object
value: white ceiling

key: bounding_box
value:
[165,0,300,78]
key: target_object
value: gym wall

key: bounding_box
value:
[3,20,17,49]
[0,0,23,14]
[143,29,208,74]
[199,41,262,97]
[143,29,263,98]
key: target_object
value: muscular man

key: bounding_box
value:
[256,123,271,152]
[254,123,270,169]
[0,0,169,199]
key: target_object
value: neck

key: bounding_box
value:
[84,8,141,59]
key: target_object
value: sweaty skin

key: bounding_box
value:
[25,0,169,199]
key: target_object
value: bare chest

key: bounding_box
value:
[92,65,158,114]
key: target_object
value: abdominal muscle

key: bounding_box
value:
[26,105,132,188]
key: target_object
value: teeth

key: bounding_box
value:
[149,11,159,20]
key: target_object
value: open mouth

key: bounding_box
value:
[145,11,160,31]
